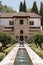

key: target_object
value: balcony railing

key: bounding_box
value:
[29,27,40,30]
[4,27,14,31]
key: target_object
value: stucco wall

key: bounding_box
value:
[15,18,28,25]
[0,18,41,27]
[29,18,41,27]
[0,18,13,27]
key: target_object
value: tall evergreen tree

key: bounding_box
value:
[31,1,38,14]
[40,2,43,26]
[19,0,26,12]
[19,2,23,12]
[23,0,26,12]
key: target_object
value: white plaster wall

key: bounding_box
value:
[0,18,41,27]
[24,19,28,25]
[16,18,27,25]
[0,18,13,27]
[29,18,41,27]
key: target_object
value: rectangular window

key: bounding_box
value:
[20,20,23,25]
[29,21,34,25]
[9,21,14,25]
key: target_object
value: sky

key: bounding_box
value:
[0,0,43,12]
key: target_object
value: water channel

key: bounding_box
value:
[14,44,33,65]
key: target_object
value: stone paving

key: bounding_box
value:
[0,43,19,65]
[24,43,43,65]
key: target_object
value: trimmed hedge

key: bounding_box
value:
[3,46,13,55]
[31,46,43,59]
[0,52,6,61]
[0,44,16,61]
[6,44,13,48]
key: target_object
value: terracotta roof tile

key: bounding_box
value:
[0,12,41,18]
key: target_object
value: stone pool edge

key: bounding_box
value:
[24,43,43,65]
[0,43,19,65]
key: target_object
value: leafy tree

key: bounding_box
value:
[23,0,26,12]
[0,32,12,47]
[31,1,38,14]
[4,5,16,13]
[19,2,23,12]
[0,1,16,13]
[33,34,43,48]
[40,2,43,26]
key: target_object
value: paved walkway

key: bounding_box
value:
[0,43,19,65]
[24,43,43,65]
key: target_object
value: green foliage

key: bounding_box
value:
[19,2,23,12]
[40,2,43,17]
[31,46,43,59]
[40,2,43,26]
[28,37,33,44]
[0,43,16,61]
[0,32,12,47]
[6,44,13,48]
[0,1,3,12]
[3,44,16,55]
[3,46,13,55]
[19,0,26,12]
[31,1,38,14]
[4,5,16,13]
[31,43,37,48]
[0,1,16,13]
[0,52,6,61]
[33,33,43,48]
[23,0,26,12]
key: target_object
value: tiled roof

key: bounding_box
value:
[0,12,41,18]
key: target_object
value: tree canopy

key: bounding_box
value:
[0,1,16,13]
[40,2,43,26]
[31,1,38,14]
[33,33,43,48]
[19,2,23,12]
[23,0,26,12]
[19,0,26,12]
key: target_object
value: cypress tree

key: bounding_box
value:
[23,0,26,12]
[40,2,43,26]
[31,1,38,14]
[19,2,23,12]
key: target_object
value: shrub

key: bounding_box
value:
[31,46,43,59]
[6,44,13,48]
[3,46,13,55]
[0,32,12,47]
[33,33,43,48]
[0,52,6,61]
[31,43,37,48]
[28,37,33,44]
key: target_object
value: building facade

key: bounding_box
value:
[0,12,41,42]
